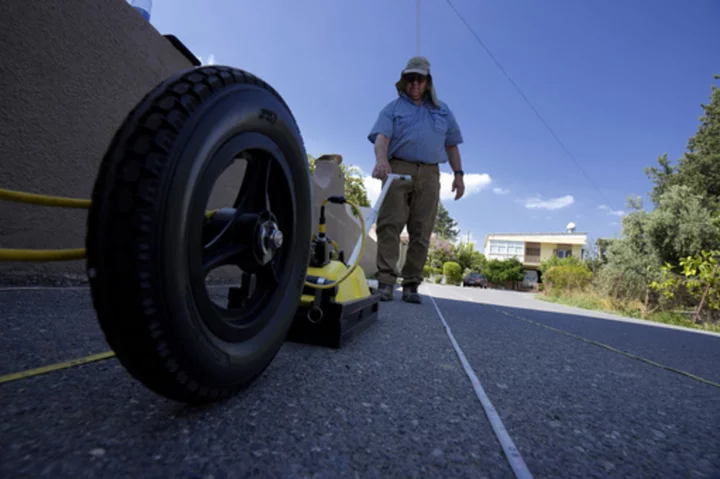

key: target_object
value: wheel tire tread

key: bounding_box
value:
[86,66,305,404]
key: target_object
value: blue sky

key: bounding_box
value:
[145,0,718,247]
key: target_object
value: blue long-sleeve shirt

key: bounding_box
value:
[368,93,463,165]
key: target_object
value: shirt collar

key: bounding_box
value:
[400,92,431,107]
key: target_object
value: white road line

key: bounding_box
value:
[425,284,534,479]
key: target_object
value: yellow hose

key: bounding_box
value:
[0,187,91,209]
[0,187,366,277]
[0,188,220,261]
[0,248,86,261]
[0,188,91,260]
[304,198,366,290]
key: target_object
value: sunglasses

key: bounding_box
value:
[403,74,428,84]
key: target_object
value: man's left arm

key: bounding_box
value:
[446,145,463,175]
[445,109,465,200]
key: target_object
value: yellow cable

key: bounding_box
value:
[0,248,86,261]
[0,189,222,261]
[0,187,91,209]
[493,306,720,390]
[0,351,116,385]
[304,198,366,290]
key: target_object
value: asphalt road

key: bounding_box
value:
[1,284,719,479]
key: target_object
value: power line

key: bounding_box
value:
[417,0,422,55]
[444,0,613,207]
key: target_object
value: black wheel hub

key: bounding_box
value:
[186,132,297,342]
[233,210,283,270]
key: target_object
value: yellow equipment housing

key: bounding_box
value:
[285,196,381,349]
[301,260,372,307]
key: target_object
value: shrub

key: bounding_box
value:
[443,261,463,285]
[423,265,443,278]
[539,255,585,275]
[544,265,592,295]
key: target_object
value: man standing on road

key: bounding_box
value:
[368,56,466,304]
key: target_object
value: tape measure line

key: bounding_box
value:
[425,286,534,479]
[451,291,720,391]
[497,308,720,390]
[0,351,116,385]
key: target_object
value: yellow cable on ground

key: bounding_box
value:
[493,305,720,390]
[439,289,720,391]
[304,198,366,290]
[0,187,91,209]
[0,248,86,261]
[0,351,116,385]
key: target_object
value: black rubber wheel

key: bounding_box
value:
[85,66,312,404]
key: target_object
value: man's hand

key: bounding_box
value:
[372,134,392,180]
[372,159,392,181]
[452,174,465,200]
[445,145,465,200]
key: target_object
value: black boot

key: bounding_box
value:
[378,282,395,301]
[402,283,421,304]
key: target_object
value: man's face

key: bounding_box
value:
[403,73,428,101]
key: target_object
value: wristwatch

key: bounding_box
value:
[453,170,464,176]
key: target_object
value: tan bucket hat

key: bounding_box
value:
[395,56,440,107]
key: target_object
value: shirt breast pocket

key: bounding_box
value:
[430,109,449,134]
[393,112,415,133]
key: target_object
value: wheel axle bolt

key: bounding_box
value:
[269,230,283,249]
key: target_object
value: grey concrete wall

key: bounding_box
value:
[0,0,380,285]
[0,0,193,284]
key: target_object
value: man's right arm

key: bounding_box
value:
[368,101,395,150]
[368,101,395,180]
[374,134,390,163]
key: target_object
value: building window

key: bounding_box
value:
[487,240,525,260]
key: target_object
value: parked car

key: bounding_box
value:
[462,272,488,288]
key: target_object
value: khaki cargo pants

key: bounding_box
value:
[376,158,440,287]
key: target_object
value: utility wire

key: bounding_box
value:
[444,0,612,207]
[417,0,422,55]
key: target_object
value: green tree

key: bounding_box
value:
[582,237,606,273]
[596,238,615,265]
[596,196,662,304]
[650,250,720,323]
[483,258,525,288]
[434,201,459,241]
[645,184,720,267]
[426,236,456,270]
[645,75,720,213]
[308,153,317,173]
[502,258,527,288]
[453,242,486,274]
[343,164,371,208]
